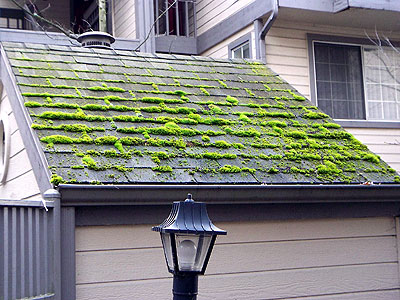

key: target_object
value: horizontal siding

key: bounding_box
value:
[76,217,399,300]
[113,0,136,38]
[0,0,18,9]
[201,25,254,58]
[0,90,41,200]
[345,128,400,173]
[196,0,254,36]
[265,19,400,99]
[264,19,400,172]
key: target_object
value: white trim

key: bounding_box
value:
[0,110,11,184]
[311,39,400,122]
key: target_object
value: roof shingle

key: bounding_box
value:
[3,42,399,185]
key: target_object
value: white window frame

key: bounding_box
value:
[228,33,252,59]
[308,34,400,128]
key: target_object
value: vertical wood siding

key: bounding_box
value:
[113,0,136,38]
[196,0,255,36]
[0,90,41,200]
[75,217,400,300]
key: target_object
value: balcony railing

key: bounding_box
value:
[154,0,196,37]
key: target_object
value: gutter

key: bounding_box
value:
[58,184,400,206]
[256,0,278,61]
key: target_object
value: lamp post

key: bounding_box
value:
[152,194,227,300]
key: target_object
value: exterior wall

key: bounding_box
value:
[201,24,256,59]
[0,0,70,30]
[75,217,400,300]
[196,0,255,36]
[0,0,18,9]
[346,128,400,173]
[113,0,136,38]
[264,19,400,173]
[265,19,400,99]
[0,88,41,200]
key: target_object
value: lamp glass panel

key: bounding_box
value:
[161,233,174,271]
[175,234,212,272]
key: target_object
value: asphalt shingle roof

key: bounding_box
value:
[2,42,399,185]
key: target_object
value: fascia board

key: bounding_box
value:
[0,46,53,194]
[58,184,400,206]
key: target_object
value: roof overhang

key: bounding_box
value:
[277,6,400,32]
[58,184,400,206]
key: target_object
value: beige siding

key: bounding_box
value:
[201,25,255,58]
[265,19,400,99]
[76,217,399,300]
[346,127,400,173]
[0,89,41,200]
[196,0,254,36]
[113,0,136,39]
[0,0,17,9]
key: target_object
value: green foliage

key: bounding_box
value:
[304,112,329,119]
[50,174,64,185]
[316,160,342,175]
[82,155,98,170]
[226,95,238,105]
[200,87,210,96]
[219,165,255,174]
[152,165,173,172]
[286,130,307,139]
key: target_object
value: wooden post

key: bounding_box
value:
[98,0,107,32]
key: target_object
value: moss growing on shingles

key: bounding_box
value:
[304,111,329,119]
[37,109,109,122]
[219,165,255,174]
[200,87,210,96]
[50,174,64,185]
[140,96,185,104]
[32,123,105,132]
[152,165,173,172]
[224,127,261,137]
[226,95,238,105]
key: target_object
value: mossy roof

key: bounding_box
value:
[2,41,399,185]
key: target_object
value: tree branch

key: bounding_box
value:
[134,0,178,51]
[11,0,78,40]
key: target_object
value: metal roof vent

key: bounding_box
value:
[77,31,115,49]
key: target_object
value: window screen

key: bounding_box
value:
[314,43,365,119]
[363,47,400,120]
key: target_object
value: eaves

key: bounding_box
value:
[58,183,400,206]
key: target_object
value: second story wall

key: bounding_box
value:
[113,0,136,39]
[196,0,255,36]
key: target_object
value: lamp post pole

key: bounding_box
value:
[173,274,198,300]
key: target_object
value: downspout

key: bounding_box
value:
[255,0,278,62]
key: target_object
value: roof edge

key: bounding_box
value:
[58,184,400,206]
[0,46,53,194]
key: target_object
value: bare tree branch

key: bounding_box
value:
[11,0,78,40]
[134,0,178,51]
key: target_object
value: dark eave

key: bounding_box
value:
[58,183,400,206]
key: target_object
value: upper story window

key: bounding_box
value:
[0,8,25,29]
[232,42,250,59]
[154,0,196,37]
[228,33,252,59]
[312,40,400,121]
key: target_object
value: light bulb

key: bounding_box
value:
[178,239,197,271]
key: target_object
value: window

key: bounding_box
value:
[154,0,196,37]
[228,33,252,59]
[312,39,400,121]
[232,42,250,59]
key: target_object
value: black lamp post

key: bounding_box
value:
[152,194,227,300]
